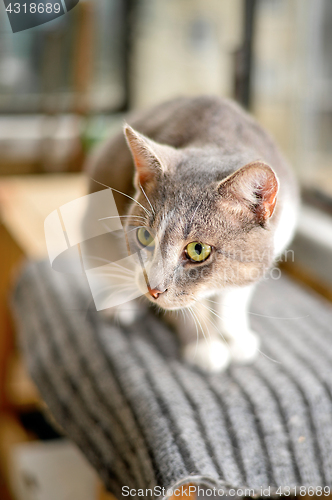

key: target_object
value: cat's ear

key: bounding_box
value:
[124,125,175,187]
[218,161,279,223]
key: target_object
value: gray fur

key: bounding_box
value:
[85,96,299,371]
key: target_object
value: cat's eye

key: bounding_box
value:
[185,242,211,262]
[137,227,155,249]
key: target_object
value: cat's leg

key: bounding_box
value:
[215,285,260,363]
[168,302,231,372]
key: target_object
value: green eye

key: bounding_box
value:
[186,242,211,262]
[137,227,155,248]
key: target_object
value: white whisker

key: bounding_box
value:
[93,273,135,281]
[257,348,281,364]
[203,297,307,320]
[95,282,134,295]
[199,300,282,363]
[84,256,135,275]
[200,306,218,342]
[125,225,147,234]
[190,306,208,347]
[99,215,146,221]
[94,284,134,302]
[139,182,155,215]
[90,178,151,217]
[194,300,230,345]
[188,306,199,359]
[189,199,203,228]
[108,260,135,273]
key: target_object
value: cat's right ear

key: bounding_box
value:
[218,161,279,224]
[124,125,175,187]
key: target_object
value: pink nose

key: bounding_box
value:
[148,287,166,299]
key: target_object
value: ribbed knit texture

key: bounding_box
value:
[12,260,332,499]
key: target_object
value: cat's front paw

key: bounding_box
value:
[229,330,260,363]
[101,300,143,327]
[183,339,231,373]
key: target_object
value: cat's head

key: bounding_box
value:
[123,125,279,311]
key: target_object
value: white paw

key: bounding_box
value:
[183,339,231,373]
[101,301,142,326]
[117,299,148,326]
[229,331,260,363]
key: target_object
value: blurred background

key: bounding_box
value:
[0,1,332,499]
[0,0,331,189]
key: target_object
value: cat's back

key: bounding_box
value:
[94,95,278,151]
[86,96,297,215]
[136,96,291,176]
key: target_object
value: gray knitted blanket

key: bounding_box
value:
[12,260,332,499]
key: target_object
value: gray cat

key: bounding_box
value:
[85,96,299,372]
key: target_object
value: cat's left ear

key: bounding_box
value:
[124,125,176,187]
[218,161,279,223]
